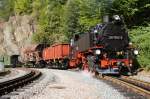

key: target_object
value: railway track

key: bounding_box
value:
[96,75,150,98]
[0,70,11,76]
[0,69,41,96]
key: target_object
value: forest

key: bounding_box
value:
[0,0,150,70]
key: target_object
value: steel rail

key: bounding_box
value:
[0,69,41,96]
[96,75,150,98]
[120,76,150,91]
[0,70,11,76]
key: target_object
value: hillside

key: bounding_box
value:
[0,15,35,55]
[0,0,149,70]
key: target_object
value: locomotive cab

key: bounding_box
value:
[90,15,136,75]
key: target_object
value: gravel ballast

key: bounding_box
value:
[11,69,125,99]
[10,69,57,99]
[130,71,150,83]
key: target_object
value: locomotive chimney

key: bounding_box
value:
[103,15,109,23]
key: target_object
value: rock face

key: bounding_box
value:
[0,15,36,56]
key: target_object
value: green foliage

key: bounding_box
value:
[63,0,102,39]
[63,0,80,39]
[31,0,42,19]
[14,0,32,14]
[0,0,14,20]
[130,24,150,70]
[32,0,67,43]
[101,0,113,15]
[111,0,150,26]
[79,0,102,32]
[32,32,52,44]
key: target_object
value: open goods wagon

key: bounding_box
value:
[22,44,49,68]
[43,44,70,69]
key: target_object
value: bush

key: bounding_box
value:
[130,24,150,70]
[14,0,32,14]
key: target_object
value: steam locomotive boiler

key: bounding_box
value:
[70,15,138,75]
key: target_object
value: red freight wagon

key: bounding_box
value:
[51,47,55,59]
[53,44,70,59]
[43,48,50,60]
[43,43,70,69]
[48,47,54,59]
[43,47,54,60]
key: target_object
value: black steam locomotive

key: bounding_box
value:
[71,15,138,75]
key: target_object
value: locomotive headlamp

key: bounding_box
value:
[129,42,133,46]
[117,62,125,66]
[117,62,121,66]
[113,15,121,21]
[121,62,125,66]
[134,50,139,55]
[95,49,101,55]
[94,30,98,33]
[129,64,132,67]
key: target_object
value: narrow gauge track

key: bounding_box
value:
[0,70,11,76]
[96,74,150,98]
[0,69,41,96]
[120,76,150,92]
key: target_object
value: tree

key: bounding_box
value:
[14,0,33,14]
[0,0,14,20]
[32,32,53,44]
[32,0,67,44]
[100,0,113,15]
[79,0,102,32]
[111,0,150,26]
[63,0,80,39]
[31,0,43,19]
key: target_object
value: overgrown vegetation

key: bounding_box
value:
[130,25,150,70]
[0,0,150,70]
[0,0,103,43]
[0,0,14,20]
[110,0,150,27]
